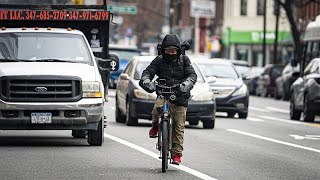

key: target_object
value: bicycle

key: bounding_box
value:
[154,80,180,172]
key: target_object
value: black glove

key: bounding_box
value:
[180,80,194,93]
[143,79,156,92]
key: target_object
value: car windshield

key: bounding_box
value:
[134,61,205,83]
[198,63,239,79]
[0,32,92,64]
[234,65,251,76]
[110,49,140,61]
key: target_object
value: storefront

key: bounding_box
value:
[222,28,291,66]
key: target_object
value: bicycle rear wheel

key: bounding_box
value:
[161,120,168,172]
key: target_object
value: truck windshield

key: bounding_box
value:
[0,32,92,64]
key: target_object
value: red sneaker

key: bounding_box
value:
[149,125,158,138]
[172,154,181,165]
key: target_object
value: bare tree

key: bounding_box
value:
[275,0,320,61]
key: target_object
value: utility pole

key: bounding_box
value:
[273,0,280,64]
[263,0,267,65]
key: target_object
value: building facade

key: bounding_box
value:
[222,0,291,66]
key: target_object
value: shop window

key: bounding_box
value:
[241,0,247,16]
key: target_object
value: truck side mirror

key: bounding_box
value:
[96,53,119,71]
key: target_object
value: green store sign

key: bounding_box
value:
[222,29,291,46]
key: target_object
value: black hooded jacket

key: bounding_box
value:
[139,34,197,107]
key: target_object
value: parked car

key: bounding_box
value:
[255,64,284,97]
[115,56,216,129]
[230,60,251,77]
[109,44,141,88]
[197,59,249,119]
[274,63,300,100]
[290,58,320,122]
[242,66,264,95]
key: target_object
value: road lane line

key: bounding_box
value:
[247,117,265,122]
[266,107,289,114]
[227,129,320,153]
[259,116,303,125]
[249,106,270,112]
[104,133,218,180]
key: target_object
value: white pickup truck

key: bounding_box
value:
[0,4,118,146]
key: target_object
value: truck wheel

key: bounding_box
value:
[303,94,315,122]
[125,100,138,126]
[290,95,301,120]
[72,130,87,138]
[203,120,215,129]
[87,119,104,146]
[238,112,248,119]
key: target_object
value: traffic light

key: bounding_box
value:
[72,0,83,5]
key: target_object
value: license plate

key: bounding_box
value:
[31,113,52,124]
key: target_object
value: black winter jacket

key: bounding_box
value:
[139,55,197,107]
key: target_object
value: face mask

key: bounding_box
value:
[163,53,178,62]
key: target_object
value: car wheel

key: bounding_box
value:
[189,121,199,126]
[115,97,126,123]
[227,112,236,117]
[126,100,138,126]
[203,120,215,129]
[289,94,301,120]
[72,130,87,138]
[282,84,290,101]
[274,85,281,99]
[303,94,315,122]
[87,118,104,146]
[238,112,248,119]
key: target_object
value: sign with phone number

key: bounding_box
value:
[0,10,109,21]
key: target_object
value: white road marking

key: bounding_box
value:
[266,107,290,114]
[249,106,270,112]
[247,117,265,122]
[104,133,218,180]
[227,129,320,153]
[259,116,303,125]
[290,135,320,140]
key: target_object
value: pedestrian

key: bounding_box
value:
[139,34,197,165]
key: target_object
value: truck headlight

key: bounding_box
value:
[192,92,214,101]
[82,81,102,98]
[232,85,247,96]
[134,89,156,100]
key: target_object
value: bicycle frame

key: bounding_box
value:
[155,82,179,172]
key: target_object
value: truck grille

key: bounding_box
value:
[0,76,82,102]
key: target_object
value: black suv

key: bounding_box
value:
[274,63,300,100]
[290,58,320,122]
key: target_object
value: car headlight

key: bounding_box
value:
[192,92,214,101]
[232,84,247,96]
[82,81,102,98]
[134,89,156,100]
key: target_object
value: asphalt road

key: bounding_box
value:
[0,90,319,180]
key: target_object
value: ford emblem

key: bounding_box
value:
[35,87,48,92]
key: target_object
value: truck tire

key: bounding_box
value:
[72,130,87,138]
[87,119,104,146]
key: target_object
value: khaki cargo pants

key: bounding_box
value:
[151,97,187,156]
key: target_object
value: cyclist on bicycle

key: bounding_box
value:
[139,34,197,165]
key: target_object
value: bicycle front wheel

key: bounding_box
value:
[161,120,168,172]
